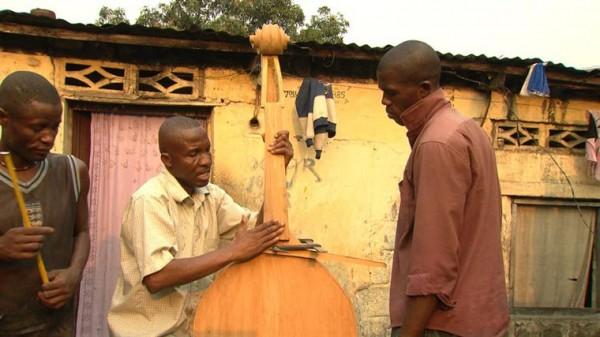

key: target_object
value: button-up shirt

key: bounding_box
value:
[108,170,256,337]
[389,89,509,337]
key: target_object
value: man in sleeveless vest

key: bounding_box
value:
[0,71,90,337]
[108,116,292,337]
[377,42,509,337]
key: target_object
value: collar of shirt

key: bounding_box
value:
[159,169,210,205]
[400,88,451,147]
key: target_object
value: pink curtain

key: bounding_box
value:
[77,114,165,337]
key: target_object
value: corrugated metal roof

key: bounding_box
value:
[0,10,249,43]
[0,9,598,78]
[438,52,597,76]
[293,40,599,77]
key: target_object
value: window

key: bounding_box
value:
[510,199,600,308]
[57,59,203,99]
[493,121,588,153]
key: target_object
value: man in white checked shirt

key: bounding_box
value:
[108,116,293,337]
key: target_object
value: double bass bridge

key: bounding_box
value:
[272,238,327,253]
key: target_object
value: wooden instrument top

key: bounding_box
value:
[193,24,358,337]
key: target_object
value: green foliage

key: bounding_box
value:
[97,0,349,43]
[233,0,305,37]
[297,6,349,44]
[135,6,166,28]
[96,6,129,25]
[136,0,220,29]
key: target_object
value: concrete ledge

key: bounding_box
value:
[510,308,600,337]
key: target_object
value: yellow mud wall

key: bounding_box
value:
[0,51,65,152]
[481,91,600,198]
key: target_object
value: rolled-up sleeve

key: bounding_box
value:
[406,141,471,308]
[122,196,178,280]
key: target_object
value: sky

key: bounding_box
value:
[1,0,599,70]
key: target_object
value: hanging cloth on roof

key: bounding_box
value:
[520,63,550,97]
[295,78,337,159]
[585,110,600,181]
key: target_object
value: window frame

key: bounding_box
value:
[509,198,600,311]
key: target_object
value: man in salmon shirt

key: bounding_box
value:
[377,40,509,337]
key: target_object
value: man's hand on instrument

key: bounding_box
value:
[0,226,54,260]
[229,216,283,263]
[37,268,80,309]
[267,130,294,168]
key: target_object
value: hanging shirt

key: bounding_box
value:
[295,78,337,158]
[519,63,550,97]
[585,110,600,181]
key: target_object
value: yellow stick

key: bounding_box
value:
[0,152,49,284]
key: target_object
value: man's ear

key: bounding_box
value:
[0,107,8,127]
[160,152,172,169]
[417,80,434,99]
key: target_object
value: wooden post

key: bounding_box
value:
[250,25,293,242]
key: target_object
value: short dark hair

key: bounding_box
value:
[378,40,441,87]
[0,71,61,116]
[158,116,204,152]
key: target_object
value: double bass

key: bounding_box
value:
[193,25,361,337]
